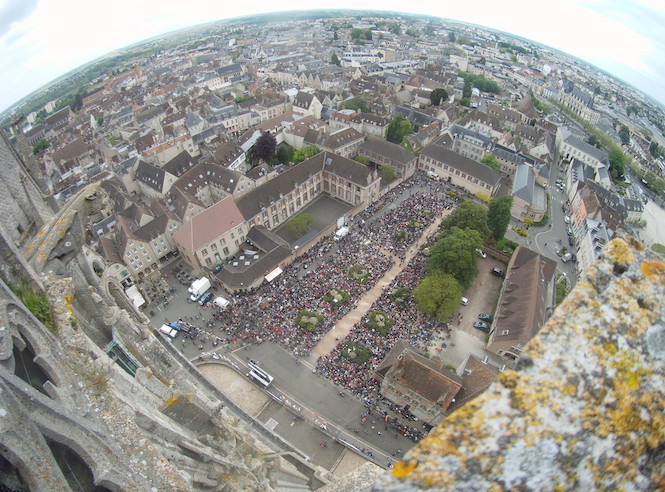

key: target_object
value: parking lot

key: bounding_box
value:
[426,254,507,367]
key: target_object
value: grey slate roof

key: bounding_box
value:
[512,163,534,202]
[162,151,197,177]
[235,151,375,221]
[359,137,417,167]
[134,160,166,192]
[564,135,608,162]
[419,145,501,186]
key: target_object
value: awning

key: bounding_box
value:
[125,285,146,308]
[265,267,283,282]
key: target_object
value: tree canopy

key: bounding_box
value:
[379,164,397,180]
[331,53,341,67]
[618,125,630,146]
[426,226,483,287]
[462,79,472,99]
[414,271,463,321]
[386,114,413,144]
[480,153,501,172]
[608,148,626,180]
[287,214,314,237]
[253,132,277,162]
[293,146,321,164]
[350,28,372,41]
[343,95,368,113]
[487,195,513,240]
[275,145,293,165]
[441,202,491,241]
[459,71,500,94]
[32,138,49,155]
[430,88,449,106]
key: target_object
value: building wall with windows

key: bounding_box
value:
[418,145,500,197]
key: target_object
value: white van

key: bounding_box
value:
[334,226,349,240]
[461,297,468,306]
[158,324,178,339]
[213,296,230,309]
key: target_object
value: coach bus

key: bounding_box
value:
[247,361,274,388]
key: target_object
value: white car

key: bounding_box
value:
[475,248,487,259]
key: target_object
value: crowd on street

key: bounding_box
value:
[169,172,463,439]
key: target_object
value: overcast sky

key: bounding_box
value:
[1,0,664,113]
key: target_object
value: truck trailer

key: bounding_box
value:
[188,277,211,301]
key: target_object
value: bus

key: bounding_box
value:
[247,361,274,388]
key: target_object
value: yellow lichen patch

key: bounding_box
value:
[164,394,180,407]
[604,238,636,267]
[392,460,417,478]
[611,351,648,391]
[641,261,665,283]
[498,370,521,389]
[563,384,577,397]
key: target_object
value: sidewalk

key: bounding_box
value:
[312,211,450,358]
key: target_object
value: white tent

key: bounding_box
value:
[265,267,283,282]
[125,285,146,308]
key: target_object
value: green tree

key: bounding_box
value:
[293,145,321,164]
[386,114,413,144]
[354,154,370,164]
[287,213,314,237]
[448,31,456,43]
[480,154,501,172]
[487,195,513,240]
[587,135,600,147]
[414,271,463,321]
[333,30,338,41]
[430,88,449,106]
[32,138,49,155]
[618,125,630,146]
[379,164,396,180]
[462,79,472,99]
[441,202,491,241]
[275,145,292,164]
[649,140,662,159]
[427,227,483,287]
[350,28,372,41]
[608,148,626,180]
[343,95,368,113]
[253,132,277,162]
[331,53,341,67]
[460,97,471,107]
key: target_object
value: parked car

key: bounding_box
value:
[491,267,504,278]
[475,248,487,259]
[564,215,571,224]
[571,254,577,263]
[568,237,575,247]
[198,291,213,306]
[478,313,492,321]
[460,297,468,306]
[473,321,490,332]
[213,264,224,273]
[566,227,572,236]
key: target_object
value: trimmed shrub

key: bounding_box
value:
[297,310,323,332]
[342,342,371,364]
[324,288,350,307]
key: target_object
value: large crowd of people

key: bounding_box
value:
[172,172,462,437]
